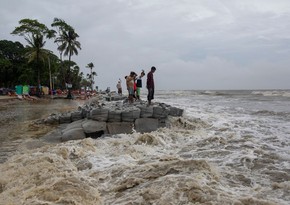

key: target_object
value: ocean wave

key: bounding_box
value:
[252,110,290,118]
[251,90,290,97]
[0,121,289,204]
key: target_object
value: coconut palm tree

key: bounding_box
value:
[25,34,51,88]
[86,62,97,91]
[54,26,81,98]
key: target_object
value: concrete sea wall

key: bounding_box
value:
[42,97,184,141]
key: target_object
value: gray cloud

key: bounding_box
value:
[1,0,290,90]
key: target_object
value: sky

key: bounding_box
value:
[1,0,290,90]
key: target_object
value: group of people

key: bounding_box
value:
[117,66,156,105]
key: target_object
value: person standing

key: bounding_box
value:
[136,70,145,100]
[126,71,137,103]
[116,79,122,95]
[146,66,156,105]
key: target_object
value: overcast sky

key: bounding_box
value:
[1,0,290,90]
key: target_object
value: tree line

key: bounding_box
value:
[0,18,97,95]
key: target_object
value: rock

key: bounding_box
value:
[61,128,86,141]
[107,122,133,134]
[90,108,109,121]
[134,118,159,133]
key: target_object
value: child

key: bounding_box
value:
[126,72,137,103]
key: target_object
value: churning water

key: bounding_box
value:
[0,90,289,205]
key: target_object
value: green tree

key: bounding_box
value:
[53,19,81,98]
[11,19,55,95]
[86,62,97,91]
[51,18,73,88]
[61,60,82,90]
[25,34,52,83]
[0,40,27,87]
[51,18,73,60]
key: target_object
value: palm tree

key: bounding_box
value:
[55,28,81,98]
[51,18,72,88]
[25,34,51,91]
[51,18,72,60]
[86,62,97,91]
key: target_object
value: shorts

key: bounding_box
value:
[136,87,141,96]
[128,87,134,96]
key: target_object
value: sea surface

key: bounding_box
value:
[0,90,289,205]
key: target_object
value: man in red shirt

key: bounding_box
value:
[146,66,156,105]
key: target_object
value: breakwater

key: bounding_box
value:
[40,96,184,141]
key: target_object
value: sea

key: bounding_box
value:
[0,90,289,205]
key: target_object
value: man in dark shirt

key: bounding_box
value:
[146,66,156,105]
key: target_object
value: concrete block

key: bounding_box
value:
[138,105,153,118]
[59,113,72,124]
[121,108,141,122]
[107,122,133,134]
[169,106,184,117]
[134,118,159,133]
[90,108,109,121]
[61,128,86,142]
[153,105,170,119]
[62,119,84,133]
[82,120,107,133]
[44,114,59,124]
[108,110,122,122]
[71,111,83,121]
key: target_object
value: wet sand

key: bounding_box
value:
[0,98,83,163]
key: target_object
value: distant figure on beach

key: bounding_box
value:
[136,70,145,100]
[126,72,137,103]
[146,66,156,105]
[116,79,122,95]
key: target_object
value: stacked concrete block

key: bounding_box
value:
[71,111,83,121]
[59,113,72,124]
[42,98,185,141]
[138,105,153,118]
[44,113,60,124]
[62,119,84,132]
[169,106,184,117]
[107,122,133,134]
[108,109,122,122]
[152,105,170,119]
[61,128,86,141]
[121,107,141,122]
[90,108,109,121]
[82,120,107,138]
[134,118,159,133]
